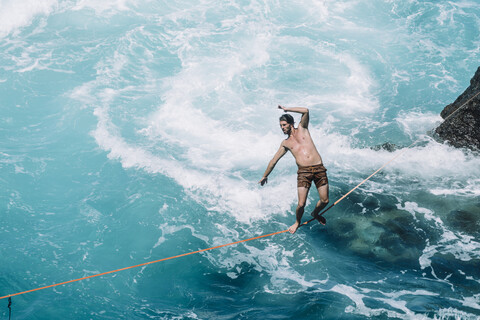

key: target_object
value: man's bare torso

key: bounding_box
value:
[283,126,323,167]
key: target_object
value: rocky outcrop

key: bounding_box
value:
[435,67,480,151]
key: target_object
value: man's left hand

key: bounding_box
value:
[259,177,268,186]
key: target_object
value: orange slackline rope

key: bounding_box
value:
[2,90,479,301]
[0,141,416,301]
[0,229,289,300]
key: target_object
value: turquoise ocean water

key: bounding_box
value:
[1,1,480,319]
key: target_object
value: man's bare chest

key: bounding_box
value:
[285,134,312,151]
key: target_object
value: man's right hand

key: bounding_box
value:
[259,177,268,186]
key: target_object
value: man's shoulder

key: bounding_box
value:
[281,138,290,148]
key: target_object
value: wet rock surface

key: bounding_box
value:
[323,207,428,265]
[434,66,480,151]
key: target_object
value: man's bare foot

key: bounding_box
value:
[311,212,326,225]
[288,222,300,234]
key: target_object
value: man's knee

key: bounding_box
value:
[319,197,329,205]
[297,202,306,210]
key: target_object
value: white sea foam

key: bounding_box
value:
[430,179,480,197]
[72,0,137,15]
[331,284,433,319]
[206,239,327,294]
[395,111,442,139]
[91,97,296,223]
[0,0,57,38]
[459,293,480,310]
[436,307,480,320]
[13,48,54,73]
[336,138,479,186]
[153,223,210,249]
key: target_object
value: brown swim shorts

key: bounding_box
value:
[297,163,328,189]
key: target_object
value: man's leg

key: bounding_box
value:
[310,184,329,225]
[289,186,309,234]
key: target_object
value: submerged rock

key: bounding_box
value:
[324,208,427,265]
[434,67,480,151]
[446,207,480,236]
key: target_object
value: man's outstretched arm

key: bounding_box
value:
[278,105,309,128]
[259,143,287,186]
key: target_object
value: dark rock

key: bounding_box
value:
[371,142,399,152]
[435,67,480,151]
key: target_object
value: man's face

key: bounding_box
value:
[279,120,292,135]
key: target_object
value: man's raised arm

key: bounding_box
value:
[278,105,309,128]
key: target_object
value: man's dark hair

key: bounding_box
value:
[279,114,294,125]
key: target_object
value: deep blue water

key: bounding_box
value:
[1,1,480,319]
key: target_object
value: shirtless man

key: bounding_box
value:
[259,105,329,234]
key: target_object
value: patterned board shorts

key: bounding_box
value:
[297,163,328,189]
